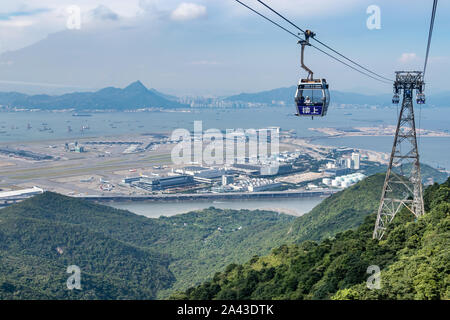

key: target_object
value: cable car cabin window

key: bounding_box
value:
[299,90,323,106]
[295,82,329,117]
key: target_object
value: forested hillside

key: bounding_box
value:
[2,173,440,299]
[0,197,175,299]
[176,179,449,300]
[0,193,296,299]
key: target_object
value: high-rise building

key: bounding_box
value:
[346,158,352,169]
[351,152,361,170]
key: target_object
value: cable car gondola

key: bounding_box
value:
[392,94,400,104]
[295,78,329,117]
[294,30,330,118]
[416,93,425,104]
[392,84,400,104]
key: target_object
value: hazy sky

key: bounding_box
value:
[0,0,449,96]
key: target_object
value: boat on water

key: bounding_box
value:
[39,126,52,132]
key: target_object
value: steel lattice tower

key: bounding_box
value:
[373,71,425,240]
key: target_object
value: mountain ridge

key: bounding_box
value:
[2,82,450,110]
[225,86,450,107]
[0,80,188,110]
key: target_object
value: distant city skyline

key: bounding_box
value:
[0,0,449,96]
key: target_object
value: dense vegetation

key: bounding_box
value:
[289,173,390,242]
[362,162,449,185]
[0,193,296,299]
[159,173,404,294]
[176,178,449,300]
[1,173,446,299]
[0,197,175,299]
[154,208,294,296]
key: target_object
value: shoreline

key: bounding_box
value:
[309,126,450,138]
[86,190,336,203]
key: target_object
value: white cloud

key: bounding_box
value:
[0,1,142,53]
[398,53,418,64]
[0,1,207,53]
[170,3,206,21]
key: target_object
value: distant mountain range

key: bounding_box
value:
[0,81,449,110]
[0,81,188,110]
[225,86,450,107]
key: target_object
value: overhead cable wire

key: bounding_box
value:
[420,0,438,146]
[234,0,392,84]
[234,0,301,38]
[423,0,438,77]
[255,0,394,82]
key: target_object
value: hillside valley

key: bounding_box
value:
[0,174,448,299]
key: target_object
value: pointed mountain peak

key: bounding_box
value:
[124,80,148,92]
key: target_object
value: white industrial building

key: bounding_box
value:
[323,173,366,189]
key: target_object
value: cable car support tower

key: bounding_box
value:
[231,0,438,240]
[373,71,425,240]
[373,0,438,240]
